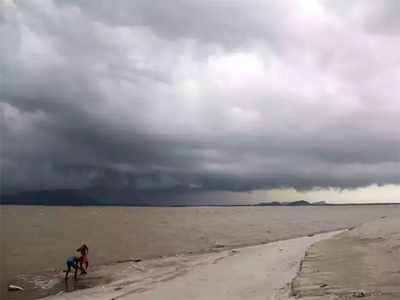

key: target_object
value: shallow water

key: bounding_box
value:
[1,205,399,299]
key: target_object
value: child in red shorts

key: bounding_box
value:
[76,244,89,274]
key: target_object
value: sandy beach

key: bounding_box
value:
[6,205,397,300]
[41,231,340,300]
[6,217,400,299]
[292,217,400,299]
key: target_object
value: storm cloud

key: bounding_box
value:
[1,0,400,198]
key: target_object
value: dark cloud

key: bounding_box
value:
[1,0,400,198]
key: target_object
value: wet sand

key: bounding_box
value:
[5,205,399,300]
[292,217,400,299]
[4,210,400,299]
[36,217,400,299]
[4,269,113,300]
[39,231,340,300]
[4,205,399,281]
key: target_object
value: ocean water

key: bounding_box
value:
[1,205,399,299]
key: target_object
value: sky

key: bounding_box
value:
[1,0,400,203]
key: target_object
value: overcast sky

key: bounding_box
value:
[1,0,400,203]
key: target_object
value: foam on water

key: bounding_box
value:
[31,276,58,290]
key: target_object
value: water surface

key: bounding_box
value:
[1,205,399,299]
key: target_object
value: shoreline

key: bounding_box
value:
[4,228,354,299]
[38,230,342,300]
[4,228,348,300]
[4,204,396,295]
[291,216,400,299]
[6,215,399,299]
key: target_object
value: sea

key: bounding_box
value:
[1,205,399,299]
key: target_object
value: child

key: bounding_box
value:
[76,244,89,274]
[64,256,80,280]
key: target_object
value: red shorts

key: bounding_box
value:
[80,255,89,266]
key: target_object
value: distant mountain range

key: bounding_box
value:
[1,189,104,206]
[0,189,186,206]
[254,200,326,206]
[253,200,399,206]
[1,189,399,206]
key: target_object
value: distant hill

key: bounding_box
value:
[1,190,398,206]
[255,200,332,206]
[1,189,104,206]
[255,200,312,206]
[0,189,184,206]
[1,191,316,207]
[254,201,282,206]
[287,200,311,206]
